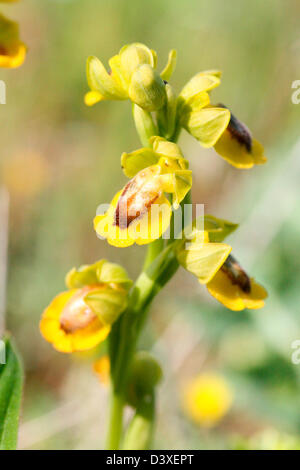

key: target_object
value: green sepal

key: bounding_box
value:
[183,106,231,148]
[129,64,166,112]
[176,240,232,284]
[157,83,177,139]
[151,136,183,159]
[66,259,132,290]
[86,56,126,100]
[204,215,239,242]
[160,49,177,81]
[180,73,221,101]
[121,148,159,178]
[84,286,128,326]
[132,104,158,148]
[172,170,193,209]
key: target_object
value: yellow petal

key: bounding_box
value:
[207,270,267,311]
[121,148,159,178]
[180,73,220,101]
[86,56,126,100]
[160,49,177,81]
[84,90,105,106]
[214,130,267,168]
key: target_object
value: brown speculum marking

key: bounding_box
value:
[221,254,251,294]
[60,286,98,334]
[219,104,253,153]
[114,170,161,229]
[0,45,8,56]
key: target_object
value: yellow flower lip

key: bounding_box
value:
[207,256,268,311]
[213,104,267,169]
[40,287,112,353]
[59,285,99,333]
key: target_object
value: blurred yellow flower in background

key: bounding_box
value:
[93,355,110,385]
[0,13,26,68]
[182,373,233,427]
[1,152,50,200]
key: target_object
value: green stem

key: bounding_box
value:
[106,390,124,450]
[106,104,188,450]
[122,392,155,450]
[143,238,164,270]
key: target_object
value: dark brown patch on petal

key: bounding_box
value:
[114,179,159,229]
[221,254,251,293]
[219,104,252,153]
[0,45,8,56]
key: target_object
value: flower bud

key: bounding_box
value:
[129,64,166,111]
[127,351,162,407]
[119,43,155,83]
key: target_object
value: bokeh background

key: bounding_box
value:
[1,0,300,450]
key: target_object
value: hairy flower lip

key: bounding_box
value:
[221,254,251,294]
[59,285,101,333]
[114,168,162,229]
[219,103,252,153]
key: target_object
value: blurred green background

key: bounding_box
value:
[0,0,300,449]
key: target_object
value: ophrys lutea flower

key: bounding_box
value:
[176,217,267,311]
[178,70,267,168]
[40,260,132,353]
[94,137,192,247]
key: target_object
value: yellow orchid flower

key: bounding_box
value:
[93,355,110,385]
[182,373,233,428]
[207,254,267,311]
[178,70,231,147]
[85,43,176,111]
[94,138,192,247]
[0,13,26,68]
[213,104,267,168]
[40,260,131,353]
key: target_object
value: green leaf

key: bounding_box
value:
[0,336,23,450]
